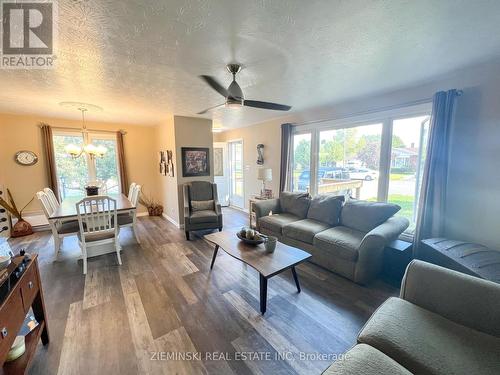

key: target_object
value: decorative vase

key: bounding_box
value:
[85,186,99,196]
[147,205,163,216]
[11,219,33,238]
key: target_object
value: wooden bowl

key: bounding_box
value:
[236,232,265,245]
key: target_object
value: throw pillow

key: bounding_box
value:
[340,199,400,232]
[307,194,345,226]
[279,191,310,218]
[191,199,214,212]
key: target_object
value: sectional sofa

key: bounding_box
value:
[324,260,500,374]
[254,192,409,284]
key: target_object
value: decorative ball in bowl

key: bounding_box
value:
[237,227,266,245]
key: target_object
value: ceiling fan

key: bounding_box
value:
[197,64,292,114]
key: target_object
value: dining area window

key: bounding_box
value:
[52,131,121,199]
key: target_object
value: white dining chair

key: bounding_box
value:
[76,195,121,275]
[118,184,141,243]
[43,187,59,212]
[36,191,79,259]
[127,182,137,200]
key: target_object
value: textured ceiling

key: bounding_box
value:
[2,0,500,128]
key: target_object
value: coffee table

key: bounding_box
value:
[204,231,312,314]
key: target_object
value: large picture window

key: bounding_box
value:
[290,104,431,236]
[53,131,121,198]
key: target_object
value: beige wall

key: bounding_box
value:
[0,112,157,215]
[214,121,281,209]
[154,115,179,224]
[174,116,213,225]
[215,58,500,249]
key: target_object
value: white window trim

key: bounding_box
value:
[52,129,122,193]
[290,103,432,238]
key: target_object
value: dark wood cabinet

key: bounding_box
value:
[0,254,49,374]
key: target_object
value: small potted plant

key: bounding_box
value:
[139,192,163,216]
[0,189,34,237]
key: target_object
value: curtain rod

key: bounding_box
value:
[38,123,127,135]
[291,90,463,127]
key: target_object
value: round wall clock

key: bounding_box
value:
[14,150,38,166]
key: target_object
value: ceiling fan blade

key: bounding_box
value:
[199,75,229,98]
[197,103,225,115]
[243,100,291,111]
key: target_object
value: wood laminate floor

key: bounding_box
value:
[7,208,397,375]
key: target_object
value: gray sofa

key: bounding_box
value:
[324,260,500,375]
[183,181,223,240]
[254,192,409,284]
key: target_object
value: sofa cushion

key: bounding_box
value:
[279,191,310,218]
[313,226,364,261]
[191,199,214,212]
[282,219,331,244]
[341,200,400,232]
[189,210,218,224]
[306,194,344,226]
[259,213,300,234]
[323,344,412,375]
[358,297,500,375]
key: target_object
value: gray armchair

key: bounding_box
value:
[183,181,223,240]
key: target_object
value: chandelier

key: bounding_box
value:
[60,102,107,159]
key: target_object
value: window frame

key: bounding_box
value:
[52,129,122,196]
[290,102,432,237]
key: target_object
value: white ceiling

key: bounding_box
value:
[2,0,500,128]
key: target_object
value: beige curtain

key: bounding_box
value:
[116,131,129,194]
[40,123,59,199]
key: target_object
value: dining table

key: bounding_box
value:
[49,193,136,258]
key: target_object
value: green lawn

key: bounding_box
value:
[387,194,414,220]
[390,173,410,181]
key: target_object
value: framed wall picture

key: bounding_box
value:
[181,147,210,177]
[159,151,166,174]
[214,147,223,176]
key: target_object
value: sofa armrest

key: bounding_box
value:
[401,259,500,337]
[183,184,190,221]
[355,216,409,284]
[253,199,280,219]
[212,184,222,216]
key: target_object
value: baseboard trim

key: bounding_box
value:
[162,213,181,228]
[136,212,149,217]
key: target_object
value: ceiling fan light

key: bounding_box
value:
[225,98,242,109]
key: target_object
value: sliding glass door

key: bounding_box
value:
[228,140,244,208]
